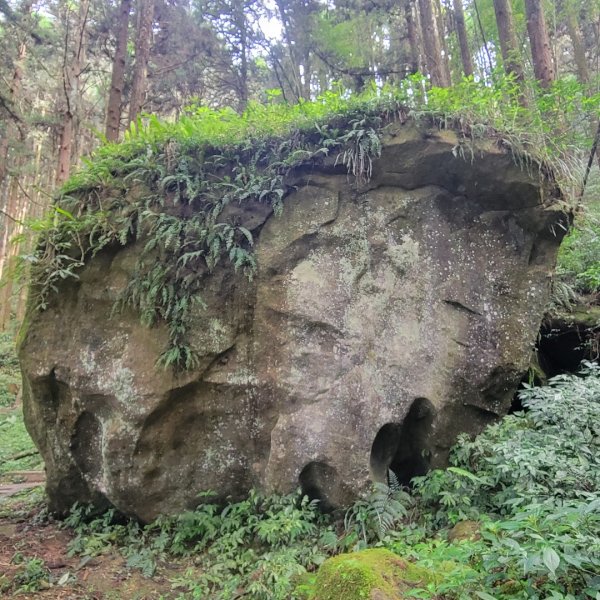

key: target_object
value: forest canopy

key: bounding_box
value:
[0,0,599,330]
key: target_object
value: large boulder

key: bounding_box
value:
[19,123,567,521]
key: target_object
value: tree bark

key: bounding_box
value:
[492,0,524,81]
[128,0,155,125]
[418,0,449,87]
[0,2,31,191]
[524,0,555,88]
[105,0,132,142]
[434,0,452,84]
[56,0,90,186]
[564,1,589,84]
[452,0,472,77]
[403,0,420,75]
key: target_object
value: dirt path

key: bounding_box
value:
[0,490,183,598]
[0,471,45,498]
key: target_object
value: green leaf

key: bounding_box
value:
[54,206,75,220]
[542,547,560,577]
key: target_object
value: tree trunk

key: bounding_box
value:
[56,0,90,186]
[564,2,589,84]
[404,0,420,75]
[128,0,155,125]
[105,0,132,142]
[492,0,524,81]
[0,173,23,330]
[524,0,555,88]
[452,0,472,77]
[0,3,30,191]
[434,0,452,84]
[418,0,449,87]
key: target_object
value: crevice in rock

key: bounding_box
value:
[369,397,435,488]
[299,461,337,512]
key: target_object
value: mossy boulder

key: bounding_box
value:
[447,520,481,543]
[19,120,567,520]
[305,548,430,600]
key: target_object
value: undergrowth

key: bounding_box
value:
[55,366,600,600]
[23,74,600,369]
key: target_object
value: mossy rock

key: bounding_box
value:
[447,520,481,543]
[304,548,431,600]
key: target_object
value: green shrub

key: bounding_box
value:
[408,363,600,599]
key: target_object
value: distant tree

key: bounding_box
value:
[128,0,154,124]
[105,0,132,141]
[492,0,524,81]
[57,0,91,185]
[524,0,554,88]
[452,0,473,77]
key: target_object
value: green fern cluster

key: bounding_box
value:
[27,75,598,369]
[28,94,397,370]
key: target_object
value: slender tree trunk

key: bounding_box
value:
[128,0,155,125]
[418,0,449,86]
[524,0,555,88]
[404,0,420,75]
[56,0,90,186]
[0,5,30,191]
[105,0,132,142]
[452,0,472,77]
[564,2,589,84]
[434,0,452,84]
[492,0,525,81]
[0,173,23,330]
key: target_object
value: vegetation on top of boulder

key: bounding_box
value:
[24,76,600,369]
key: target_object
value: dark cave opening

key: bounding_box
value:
[370,397,435,488]
[299,461,338,512]
[510,316,599,413]
[537,320,591,377]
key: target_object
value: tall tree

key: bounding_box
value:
[403,0,421,75]
[563,0,589,84]
[418,0,449,86]
[524,0,555,88]
[492,0,524,82]
[0,0,32,191]
[128,0,155,124]
[56,0,91,185]
[105,0,132,142]
[452,0,473,77]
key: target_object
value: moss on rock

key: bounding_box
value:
[306,548,430,600]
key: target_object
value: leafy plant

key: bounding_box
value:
[343,480,412,547]
[407,363,600,599]
[7,553,50,593]
[23,75,599,370]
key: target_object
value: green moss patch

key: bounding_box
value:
[305,548,431,600]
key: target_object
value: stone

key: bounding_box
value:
[447,520,481,543]
[19,122,567,521]
[302,548,431,600]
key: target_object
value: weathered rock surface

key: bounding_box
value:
[19,123,567,521]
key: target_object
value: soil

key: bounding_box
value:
[0,488,186,599]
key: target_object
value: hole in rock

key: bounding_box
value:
[370,397,434,487]
[510,315,600,413]
[537,320,591,377]
[299,461,337,512]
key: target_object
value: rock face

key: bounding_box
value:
[19,123,567,521]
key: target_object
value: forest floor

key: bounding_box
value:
[0,397,186,598]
